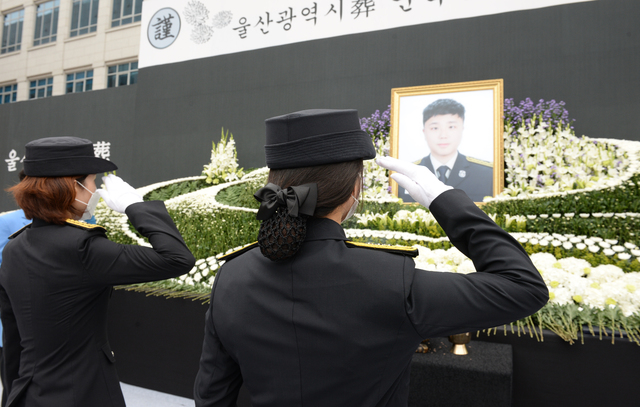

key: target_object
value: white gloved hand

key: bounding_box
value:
[377,156,452,208]
[97,174,143,214]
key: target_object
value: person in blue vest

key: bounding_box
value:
[400,99,494,203]
[193,109,548,406]
[0,137,195,407]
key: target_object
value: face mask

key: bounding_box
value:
[75,181,99,221]
[342,194,360,223]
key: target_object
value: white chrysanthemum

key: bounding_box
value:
[557,257,592,275]
[582,287,606,309]
[530,252,559,269]
[549,287,573,305]
[184,0,209,26]
[211,10,233,29]
[589,265,625,284]
[191,23,214,45]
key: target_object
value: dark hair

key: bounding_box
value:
[423,99,465,125]
[258,160,363,261]
[8,174,88,224]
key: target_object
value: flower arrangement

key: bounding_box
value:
[96,101,640,345]
[501,125,630,197]
[359,106,400,202]
[201,128,244,185]
[503,98,573,137]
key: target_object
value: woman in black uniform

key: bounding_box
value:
[194,109,548,406]
[0,136,195,407]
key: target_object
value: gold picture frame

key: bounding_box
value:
[389,79,504,204]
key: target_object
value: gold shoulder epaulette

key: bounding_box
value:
[65,219,106,231]
[8,224,31,239]
[466,156,493,168]
[345,241,418,257]
[413,158,422,165]
[219,242,259,262]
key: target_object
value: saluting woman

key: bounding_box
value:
[194,109,548,407]
[0,137,195,407]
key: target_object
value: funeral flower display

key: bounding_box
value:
[201,128,244,185]
[95,101,640,345]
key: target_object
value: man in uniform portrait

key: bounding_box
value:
[401,98,493,202]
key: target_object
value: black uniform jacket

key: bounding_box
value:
[194,189,548,407]
[401,154,493,202]
[0,201,195,407]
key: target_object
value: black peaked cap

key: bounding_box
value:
[264,109,376,169]
[23,136,117,177]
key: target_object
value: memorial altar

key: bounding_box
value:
[102,100,640,405]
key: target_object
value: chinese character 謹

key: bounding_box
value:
[152,13,176,41]
[93,141,111,161]
[5,149,20,172]
[351,0,375,19]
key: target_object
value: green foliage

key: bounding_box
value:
[145,179,210,202]
[532,303,640,345]
[483,175,640,215]
[169,206,260,260]
[216,181,262,209]
[523,216,638,244]
[362,200,419,216]
[480,304,640,346]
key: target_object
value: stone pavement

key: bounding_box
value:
[121,382,195,406]
[0,382,195,406]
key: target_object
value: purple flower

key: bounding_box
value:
[504,98,575,138]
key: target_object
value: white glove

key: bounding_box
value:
[377,156,452,208]
[97,174,143,214]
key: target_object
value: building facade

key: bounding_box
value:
[0,0,141,103]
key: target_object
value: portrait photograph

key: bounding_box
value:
[389,79,504,203]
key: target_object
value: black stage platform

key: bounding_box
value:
[108,289,639,406]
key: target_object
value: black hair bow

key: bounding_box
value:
[254,183,318,221]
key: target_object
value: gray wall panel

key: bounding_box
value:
[1,0,638,211]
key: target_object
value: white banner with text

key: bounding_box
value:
[139,0,594,68]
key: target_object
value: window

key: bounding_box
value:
[66,70,93,93]
[34,1,60,46]
[1,9,24,54]
[70,0,99,37]
[29,78,53,99]
[0,84,17,104]
[107,61,138,88]
[111,0,143,27]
